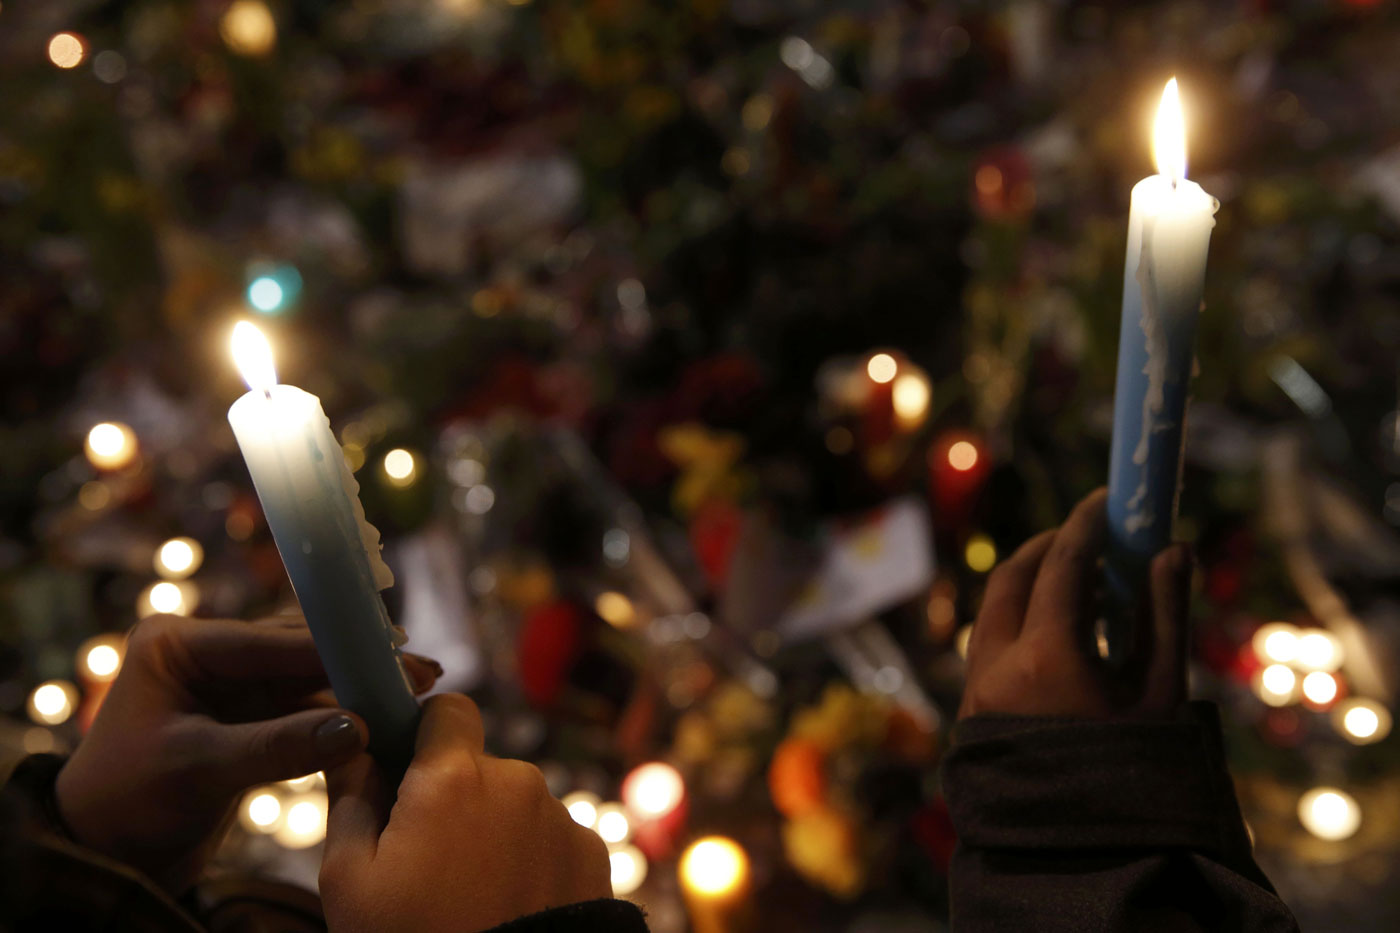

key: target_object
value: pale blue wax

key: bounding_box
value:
[1105,174,1216,642]
[229,385,420,765]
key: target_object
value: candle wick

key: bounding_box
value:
[263,389,273,400]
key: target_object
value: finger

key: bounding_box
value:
[402,653,444,694]
[413,693,486,767]
[1141,544,1193,713]
[141,616,325,682]
[969,530,1055,661]
[198,709,368,790]
[1023,488,1109,645]
[323,752,389,876]
[253,613,308,629]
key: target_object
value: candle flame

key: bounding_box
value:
[1153,77,1187,181]
[231,321,277,393]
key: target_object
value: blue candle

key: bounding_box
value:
[1106,80,1217,635]
[228,322,420,764]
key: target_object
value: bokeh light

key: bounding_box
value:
[596,591,637,629]
[563,791,601,829]
[28,681,77,726]
[139,581,195,617]
[1298,787,1360,841]
[947,440,979,472]
[273,793,327,848]
[1252,623,1299,665]
[964,535,997,573]
[679,836,748,897]
[609,844,648,896]
[221,1,277,57]
[1301,670,1339,707]
[239,789,283,833]
[892,372,931,425]
[383,448,417,487]
[1334,699,1391,745]
[79,636,123,683]
[1255,663,1297,707]
[1295,629,1343,672]
[47,33,86,69]
[622,762,685,818]
[85,422,137,470]
[155,536,203,579]
[866,353,898,384]
[595,803,631,844]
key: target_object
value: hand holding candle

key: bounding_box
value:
[1105,78,1217,650]
[227,322,420,765]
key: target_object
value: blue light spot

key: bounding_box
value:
[248,276,285,313]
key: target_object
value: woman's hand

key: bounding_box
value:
[958,488,1193,720]
[321,693,612,933]
[54,613,440,892]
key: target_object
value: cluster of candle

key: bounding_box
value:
[238,771,329,849]
[561,762,752,930]
[1248,622,1378,727]
[1248,622,1387,842]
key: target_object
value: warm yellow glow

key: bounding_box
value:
[1335,700,1391,745]
[595,804,631,844]
[609,844,648,896]
[892,372,931,424]
[155,537,203,579]
[947,440,979,472]
[866,353,898,385]
[1255,664,1296,707]
[274,794,327,848]
[1251,623,1299,665]
[964,535,997,573]
[623,762,685,818]
[1301,670,1338,706]
[241,791,282,832]
[1152,77,1187,180]
[221,1,277,57]
[231,321,278,393]
[28,681,76,725]
[1298,787,1360,841]
[563,791,601,829]
[282,772,324,792]
[48,33,86,69]
[85,422,137,470]
[81,639,122,681]
[382,448,417,486]
[596,591,637,629]
[1295,630,1343,672]
[140,581,198,618]
[680,836,749,897]
[955,624,973,660]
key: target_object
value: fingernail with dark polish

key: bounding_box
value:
[406,653,445,677]
[314,715,362,758]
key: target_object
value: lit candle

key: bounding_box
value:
[1106,78,1218,643]
[679,836,753,933]
[227,322,419,764]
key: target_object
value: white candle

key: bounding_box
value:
[227,322,419,763]
[1107,79,1218,568]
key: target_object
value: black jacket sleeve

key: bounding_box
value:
[940,702,1299,932]
[487,900,648,932]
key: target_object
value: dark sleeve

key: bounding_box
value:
[484,898,648,932]
[940,702,1299,933]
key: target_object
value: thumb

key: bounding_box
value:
[1141,544,1193,714]
[207,709,368,790]
[322,752,389,883]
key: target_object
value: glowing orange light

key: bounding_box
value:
[947,441,979,472]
